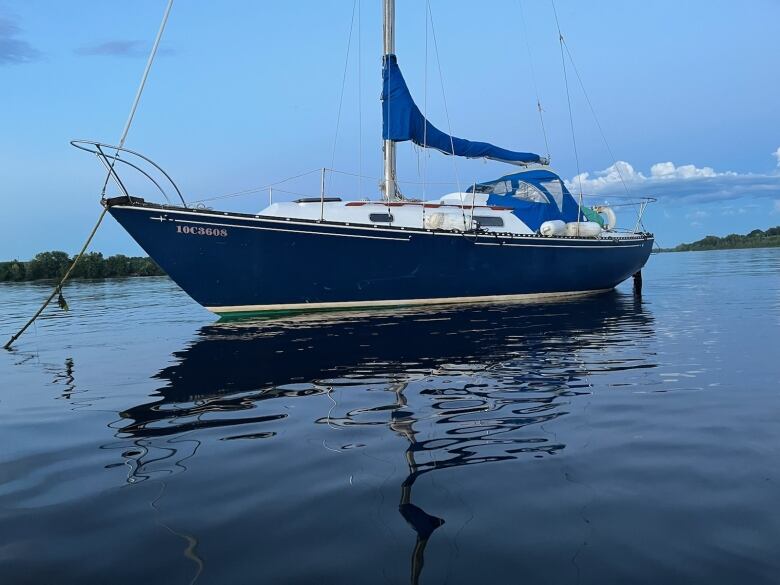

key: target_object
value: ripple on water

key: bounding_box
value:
[1,249,780,584]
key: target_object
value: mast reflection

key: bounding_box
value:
[115,291,654,582]
[390,381,445,585]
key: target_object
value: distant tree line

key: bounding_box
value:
[666,226,780,252]
[0,251,165,282]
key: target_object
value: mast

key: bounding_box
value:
[382,0,397,200]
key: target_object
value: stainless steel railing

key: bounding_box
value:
[71,139,187,208]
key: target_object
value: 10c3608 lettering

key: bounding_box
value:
[176,225,228,237]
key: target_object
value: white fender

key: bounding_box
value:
[595,206,617,230]
[540,220,566,236]
[565,221,602,237]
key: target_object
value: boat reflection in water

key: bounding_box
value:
[116,290,654,583]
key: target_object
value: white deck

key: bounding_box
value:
[259,192,534,235]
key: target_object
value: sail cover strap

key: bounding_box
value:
[382,55,543,166]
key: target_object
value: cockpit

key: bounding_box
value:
[467,170,579,230]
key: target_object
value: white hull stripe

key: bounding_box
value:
[206,288,613,314]
[111,205,650,246]
[172,217,411,242]
[170,216,642,248]
[177,215,644,247]
[473,241,646,249]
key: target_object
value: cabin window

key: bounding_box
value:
[473,215,504,227]
[540,180,564,210]
[490,180,512,195]
[369,213,394,223]
[513,181,549,204]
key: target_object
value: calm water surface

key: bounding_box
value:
[1,249,779,584]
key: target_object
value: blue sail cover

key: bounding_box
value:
[382,55,543,165]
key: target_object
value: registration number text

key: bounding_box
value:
[176,225,228,237]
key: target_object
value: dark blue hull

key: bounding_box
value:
[108,200,653,314]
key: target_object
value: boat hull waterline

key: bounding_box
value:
[108,201,654,316]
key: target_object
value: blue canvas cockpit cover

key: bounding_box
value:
[469,169,582,231]
[382,55,543,165]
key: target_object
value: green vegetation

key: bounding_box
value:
[0,251,165,282]
[665,226,780,252]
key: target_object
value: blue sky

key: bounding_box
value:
[1,0,779,258]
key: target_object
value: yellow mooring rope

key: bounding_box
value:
[4,207,107,350]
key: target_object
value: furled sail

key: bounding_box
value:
[382,55,544,166]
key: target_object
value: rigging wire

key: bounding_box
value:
[357,0,363,200]
[560,41,630,198]
[551,0,584,233]
[329,0,359,196]
[101,0,175,198]
[559,39,645,229]
[426,0,468,230]
[422,0,429,226]
[382,0,394,205]
[330,168,457,186]
[551,10,644,229]
[190,168,322,204]
[191,167,462,206]
[5,0,175,350]
[382,0,392,210]
[120,2,173,150]
[518,0,551,162]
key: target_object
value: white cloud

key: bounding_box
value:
[567,157,780,204]
[773,200,780,214]
[650,161,722,180]
[773,147,780,168]
[721,207,747,216]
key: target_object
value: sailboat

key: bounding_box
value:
[74,1,653,317]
